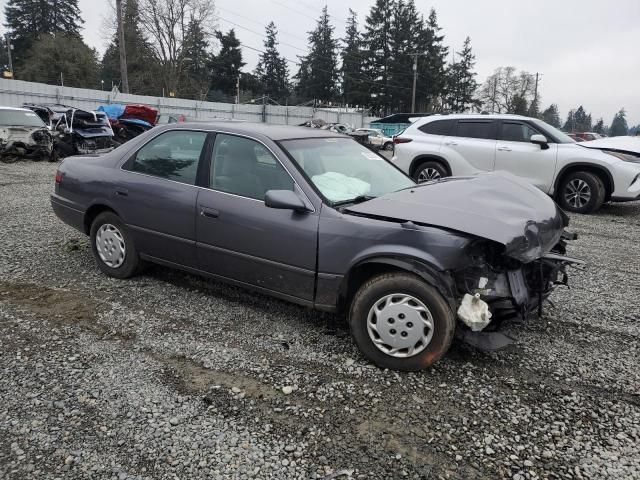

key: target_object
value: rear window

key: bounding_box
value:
[418,119,454,136]
[454,121,496,140]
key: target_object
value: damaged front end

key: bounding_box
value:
[0,126,54,163]
[453,230,583,351]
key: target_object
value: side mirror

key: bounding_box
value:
[264,190,309,212]
[530,134,549,150]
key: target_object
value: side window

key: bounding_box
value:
[500,122,542,142]
[454,121,496,140]
[129,130,206,185]
[418,119,454,136]
[210,134,294,200]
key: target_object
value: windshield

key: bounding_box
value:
[530,119,575,144]
[0,110,46,128]
[281,137,414,204]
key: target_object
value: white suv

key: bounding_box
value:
[392,114,640,213]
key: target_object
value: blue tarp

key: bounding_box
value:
[120,118,153,128]
[97,104,126,120]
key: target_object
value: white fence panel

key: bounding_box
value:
[0,79,376,128]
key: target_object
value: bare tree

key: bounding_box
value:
[137,0,215,94]
[477,67,535,114]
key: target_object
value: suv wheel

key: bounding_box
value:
[413,161,448,183]
[90,212,141,279]
[557,171,605,214]
[349,273,455,371]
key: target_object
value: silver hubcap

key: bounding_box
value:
[367,294,435,358]
[417,167,441,182]
[96,224,126,268]
[565,179,591,209]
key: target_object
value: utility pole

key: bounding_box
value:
[409,53,427,113]
[236,74,241,104]
[116,0,129,94]
[4,34,14,78]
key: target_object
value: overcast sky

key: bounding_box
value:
[3,0,639,125]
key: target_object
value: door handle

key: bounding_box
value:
[200,207,219,219]
[115,188,128,197]
[444,141,458,146]
[497,146,512,152]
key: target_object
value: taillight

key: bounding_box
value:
[55,171,63,184]
[393,137,412,144]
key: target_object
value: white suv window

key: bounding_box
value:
[500,122,542,143]
[453,120,497,140]
[418,119,454,136]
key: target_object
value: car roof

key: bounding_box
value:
[0,106,34,112]
[167,121,345,141]
[417,113,533,124]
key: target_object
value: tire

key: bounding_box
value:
[556,171,605,214]
[383,142,394,151]
[89,212,141,279]
[349,273,455,371]
[413,161,448,183]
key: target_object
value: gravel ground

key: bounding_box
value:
[0,161,639,480]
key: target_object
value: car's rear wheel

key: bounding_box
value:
[383,142,393,151]
[557,171,605,214]
[349,273,455,371]
[413,161,448,183]
[90,212,140,279]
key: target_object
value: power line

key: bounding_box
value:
[216,6,308,42]
[215,15,308,53]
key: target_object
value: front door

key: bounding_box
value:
[195,133,319,302]
[494,120,558,192]
[114,129,209,266]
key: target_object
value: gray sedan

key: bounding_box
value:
[51,122,580,371]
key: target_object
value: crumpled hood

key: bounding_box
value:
[345,171,568,263]
[578,136,640,155]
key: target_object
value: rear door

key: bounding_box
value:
[195,133,319,302]
[441,119,497,173]
[114,129,208,266]
[494,120,558,192]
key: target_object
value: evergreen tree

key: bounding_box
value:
[19,33,98,88]
[179,18,210,99]
[415,9,448,112]
[341,9,367,107]
[254,22,290,102]
[100,0,160,95]
[527,97,540,118]
[593,118,605,135]
[609,109,629,136]
[362,0,394,113]
[563,106,592,132]
[387,0,422,112]
[295,6,339,103]
[541,104,561,128]
[209,29,245,99]
[4,0,84,65]
[510,94,528,115]
[445,36,478,113]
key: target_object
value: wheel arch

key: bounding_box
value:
[337,255,457,314]
[554,163,614,201]
[83,203,120,235]
[409,155,452,178]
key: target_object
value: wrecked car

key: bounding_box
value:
[97,104,158,144]
[24,103,115,159]
[0,106,54,163]
[51,123,581,371]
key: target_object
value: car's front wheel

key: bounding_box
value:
[349,273,455,371]
[557,171,605,214]
[90,211,141,279]
[413,161,448,183]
